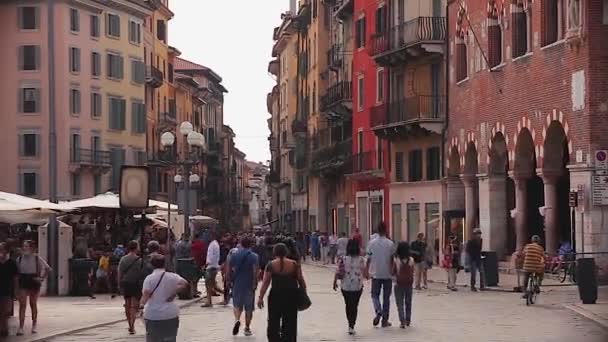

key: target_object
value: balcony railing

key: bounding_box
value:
[371,95,445,128]
[311,138,352,176]
[291,119,307,134]
[327,44,343,70]
[369,17,446,58]
[70,149,111,165]
[145,66,164,88]
[334,0,354,20]
[349,151,382,174]
[320,81,352,112]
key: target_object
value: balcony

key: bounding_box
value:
[333,0,353,20]
[370,96,445,139]
[69,149,111,174]
[291,119,307,135]
[268,170,280,184]
[320,81,352,121]
[369,17,446,66]
[327,44,343,70]
[346,151,384,180]
[145,66,164,88]
[311,138,352,178]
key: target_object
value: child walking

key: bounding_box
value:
[393,241,415,329]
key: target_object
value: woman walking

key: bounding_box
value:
[16,240,51,336]
[141,254,187,342]
[393,241,415,329]
[442,234,460,291]
[258,243,307,342]
[118,241,146,335]
[333,239,365,335]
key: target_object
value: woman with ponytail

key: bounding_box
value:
[257,243,307,341]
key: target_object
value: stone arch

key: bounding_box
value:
[543,120,569,172]
[514,128,536,176]
[464,142,478,175]
[489,132,509,175]
[448,146,461,177]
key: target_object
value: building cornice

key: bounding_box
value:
[88,0,153,18]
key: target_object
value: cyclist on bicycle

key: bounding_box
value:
[522,235,545,298]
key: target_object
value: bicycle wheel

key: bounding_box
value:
[570,263,577,283]
[559,266,568,283]
[526,278,533,306]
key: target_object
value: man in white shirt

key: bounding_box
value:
[202,231,223,307]
[365,222,395,328]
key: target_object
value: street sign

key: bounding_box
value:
[594,150,608,169]
[592,175,608,206]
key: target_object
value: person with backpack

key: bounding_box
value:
[393,241,415,329]
[333,239,365,335]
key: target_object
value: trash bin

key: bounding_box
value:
[575,258,597,304]
[176,258,197,300]
[482,251,499,287]
[69,258,95,296]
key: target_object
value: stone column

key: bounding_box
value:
[478,174,508,257]
[460,174,479,240]
[541,171,561,256]
[512,175,529,251]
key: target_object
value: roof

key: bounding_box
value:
[174,57,227,93]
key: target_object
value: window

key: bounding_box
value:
[19,45,40,71]
[356,17,366,48]
[512,2,531,58]
[377,137,383,169]
[19,88,40,113]
[69,47,81,73]
[357,76,364,111]
[129,20,141,44]
[426,147,441,180]
[91,52,101,77]
[455,33,468,81]
[487,13,503,68]
[168,63,174,83]
[70,88,81,115]
[90,15,100,38]
[71,173,81,196]
[18,7,38,30]
[375,6,387,34]
[110,148,126,190]
[131,101,146,134]
[156,20,166,42]
[395,152,404,182]
[94,175,102,195]
[107,13,120,38]
[21,172,38,196]
[408,149,423,181]
[109,97,126,130]
[19,133,39,157]
[376,68,384,103]
[131,60,145,84]
[70,8,79,32]
[91,92,102,118]
[107,54,124,79]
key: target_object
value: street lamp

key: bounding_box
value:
[160,121,204,238]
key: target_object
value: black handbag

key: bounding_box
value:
[296,287,311,311]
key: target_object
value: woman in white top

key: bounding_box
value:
[140,254,187,342]
[333,239,365,335]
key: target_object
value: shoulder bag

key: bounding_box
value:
[295,263,311,311]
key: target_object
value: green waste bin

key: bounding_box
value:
[576,258,597,304]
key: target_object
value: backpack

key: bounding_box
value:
[396,258,414,287]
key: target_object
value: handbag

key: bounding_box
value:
[336,256,345,280]
[296,287,311,311]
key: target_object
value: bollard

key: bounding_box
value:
[575,258,598,304]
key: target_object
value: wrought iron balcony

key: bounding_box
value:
[333,0,353,20]
[146,66,164,88]
[371,96,445,138]
[327,44,343,70]
[320,81,352,121]
[369,17,446,66]
[346,151,385,180]
[311,138,352,178]
[69,149,111,173]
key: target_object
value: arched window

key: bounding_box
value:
[487,3,503,68]
[455,6,468,81]
[512,0,532,58]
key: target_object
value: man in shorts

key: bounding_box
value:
[202,232,223,307]
[227,236,259,336]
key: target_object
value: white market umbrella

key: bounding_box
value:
[0,192,74,212]
[67,192,121,209]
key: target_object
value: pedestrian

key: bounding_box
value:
[15,240,51,336]
[118,241,146,335]
[320,233,329,265]
[257,243,307,342]
[410,233,428,290]
[0,243,18,338]
[202,231,223,307]
[333,239,365,335]
[329,233,338,264]
[228,236,259,336]
[141,254,188,342]
[221,239,238,306]
[95,249,115,297]
[191,234,206,298]
[174,234,196,299]
[351,228,362,252]
[466,228,485,291]
[336,232,349,259]
[393,241,414,329]
[442,234,460,291]
[365,222,395,328]
[251,237,268,281]
[311,232,320,261]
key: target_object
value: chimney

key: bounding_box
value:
[289,0,297,15]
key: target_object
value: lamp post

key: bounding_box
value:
[160,121,205,238]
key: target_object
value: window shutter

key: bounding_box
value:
[120,99,126,130]
[137,24,141,43]
[34,88,40,113]
[35,46,40,70]
[69,48,73,71]
[18,46,24,70]
[116,16,121,37]
[395,152,404,182]
[76,48,80,72]
[109,99,115,129]
[131,102,137,133]
[18,134,23,156]
[17,7,22,29]
[76,90,81,114]
[18,88,23,113]
[119,56,124,79]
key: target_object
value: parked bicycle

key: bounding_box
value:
[558,259,576,283]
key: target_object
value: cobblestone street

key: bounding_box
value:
[47,265,607,342]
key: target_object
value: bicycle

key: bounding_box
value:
[559,259,576,284]
[524,272,540,306]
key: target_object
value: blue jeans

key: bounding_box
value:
[371,279,392,322]
[470,259,485,288]
[394,285,413,323]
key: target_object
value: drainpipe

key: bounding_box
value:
[47,0,59,296]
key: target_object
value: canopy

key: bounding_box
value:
[0,192,74,225]
[67,192,176,211]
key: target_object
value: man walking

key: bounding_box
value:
[466,228,485,291]
[365,222,395,327]
[202,231,223,307]
[228,237,259,336]
[410,233,428,290]
[336,232,349,259]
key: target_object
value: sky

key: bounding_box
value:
[169,0,288,164]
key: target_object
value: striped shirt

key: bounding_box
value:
[523,243,545,273]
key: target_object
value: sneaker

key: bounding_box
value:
[450,287,458,291]
[16,328,24,336]
[406,320,411,327]
[422,285,428,289]
[244,327,252,337]
[348,327,356,335]
[381,321,392,328]
[400,321,406,329]
[373,314,381,327]
[232,321,241,336]
[415,286,422,290]
[31,325,37,334]
[471,287,478,292]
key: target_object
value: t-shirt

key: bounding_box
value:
[143,270,186,321]
[339,256,365,292]
[174,240,192,259]
[0,259,18,296]
[118,254,146,283]
[229,249,259,294]
[366,236,395,279]
[337,237,349,257]
[16,254,50,275]
[191,240,206,267]
[206,240,220,269]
